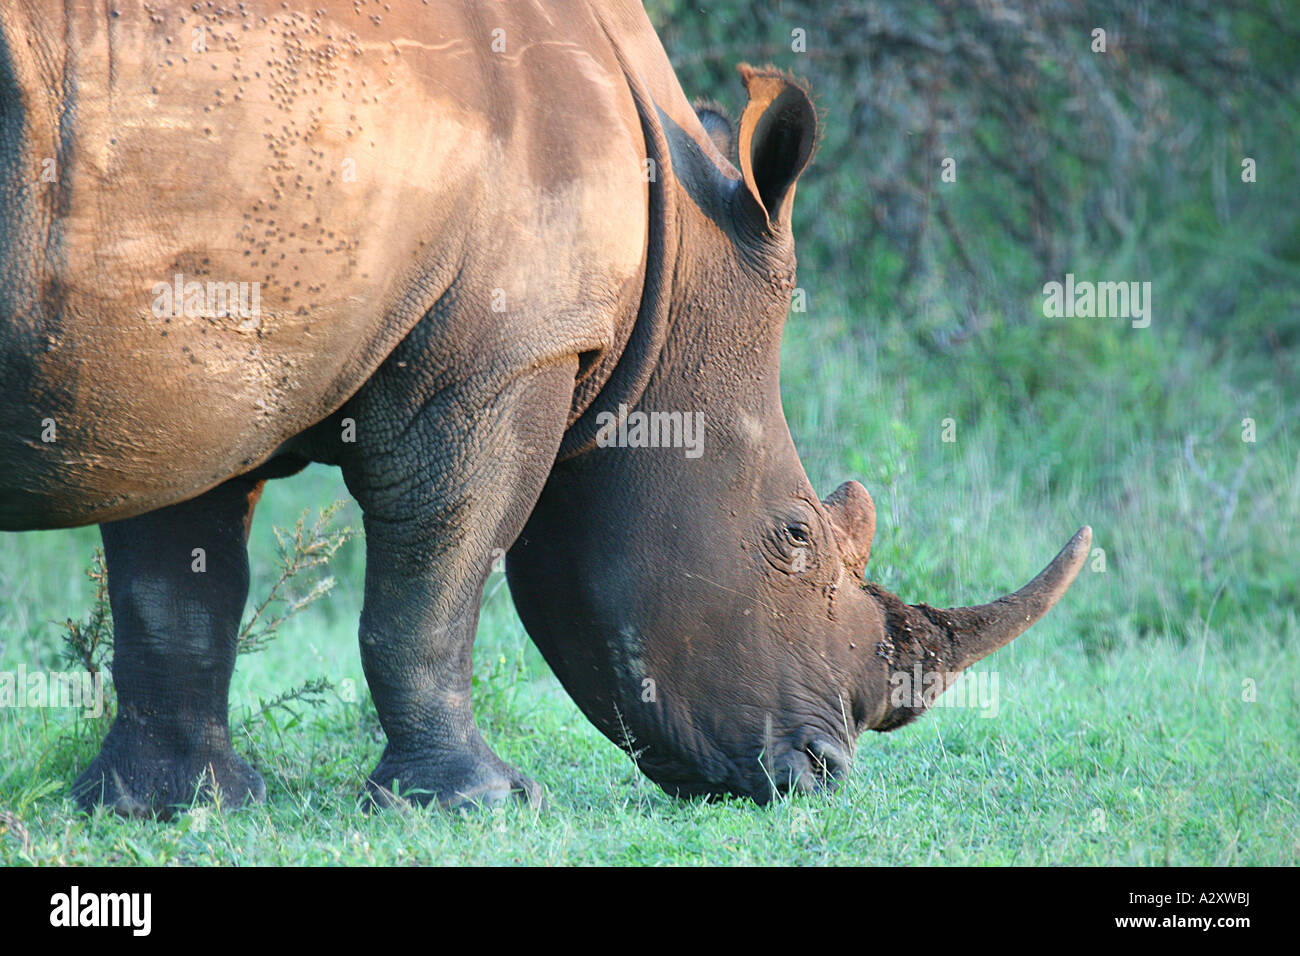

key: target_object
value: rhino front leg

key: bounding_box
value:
[73,476,266,818]
[341,356,577,811]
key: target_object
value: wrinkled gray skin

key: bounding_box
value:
[0,0,1088,814]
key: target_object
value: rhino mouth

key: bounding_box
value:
[640,736,854,803]
[805,738,853,785]
[764,738,853,799]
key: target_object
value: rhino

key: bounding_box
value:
[0,0,1089,814]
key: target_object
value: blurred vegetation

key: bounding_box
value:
[649,0,1300,646]
[649,0,1300,373]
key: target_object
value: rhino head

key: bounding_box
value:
[507,64,1090,802]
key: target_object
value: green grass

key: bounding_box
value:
[1,592,1295,865]
[1,287,1296,864]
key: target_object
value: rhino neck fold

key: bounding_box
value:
[557,36,679,462]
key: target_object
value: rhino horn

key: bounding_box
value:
[823,480,875,578]
[865,526,1091,728]
[926,525,1091,671]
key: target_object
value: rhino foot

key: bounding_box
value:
[362,749,543,812]
[72,723,265,820]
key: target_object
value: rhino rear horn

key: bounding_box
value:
[823,480,875,578]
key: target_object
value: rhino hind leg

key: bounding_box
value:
[72,476,267,818]
[340,351,578,812]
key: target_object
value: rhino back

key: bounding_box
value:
[0,0,648,529]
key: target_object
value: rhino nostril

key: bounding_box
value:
[807,739,851,782]
[769,749,816,795]
[768,740,852,797]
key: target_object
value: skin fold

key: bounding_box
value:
[0,0,1088,814]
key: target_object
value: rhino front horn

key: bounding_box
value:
[866,526,1091,726]
[932,525,1091,671]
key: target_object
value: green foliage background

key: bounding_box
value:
[648,0,1299,643]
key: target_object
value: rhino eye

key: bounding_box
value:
[785,523,810,546]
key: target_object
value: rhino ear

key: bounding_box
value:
[734,63,817,230]
[694,99,734,160]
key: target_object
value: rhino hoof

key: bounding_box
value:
[362,753,544,813]
[72,748,266,820]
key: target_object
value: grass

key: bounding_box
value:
[1,280,1296,864]
[1,599,1294,865]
